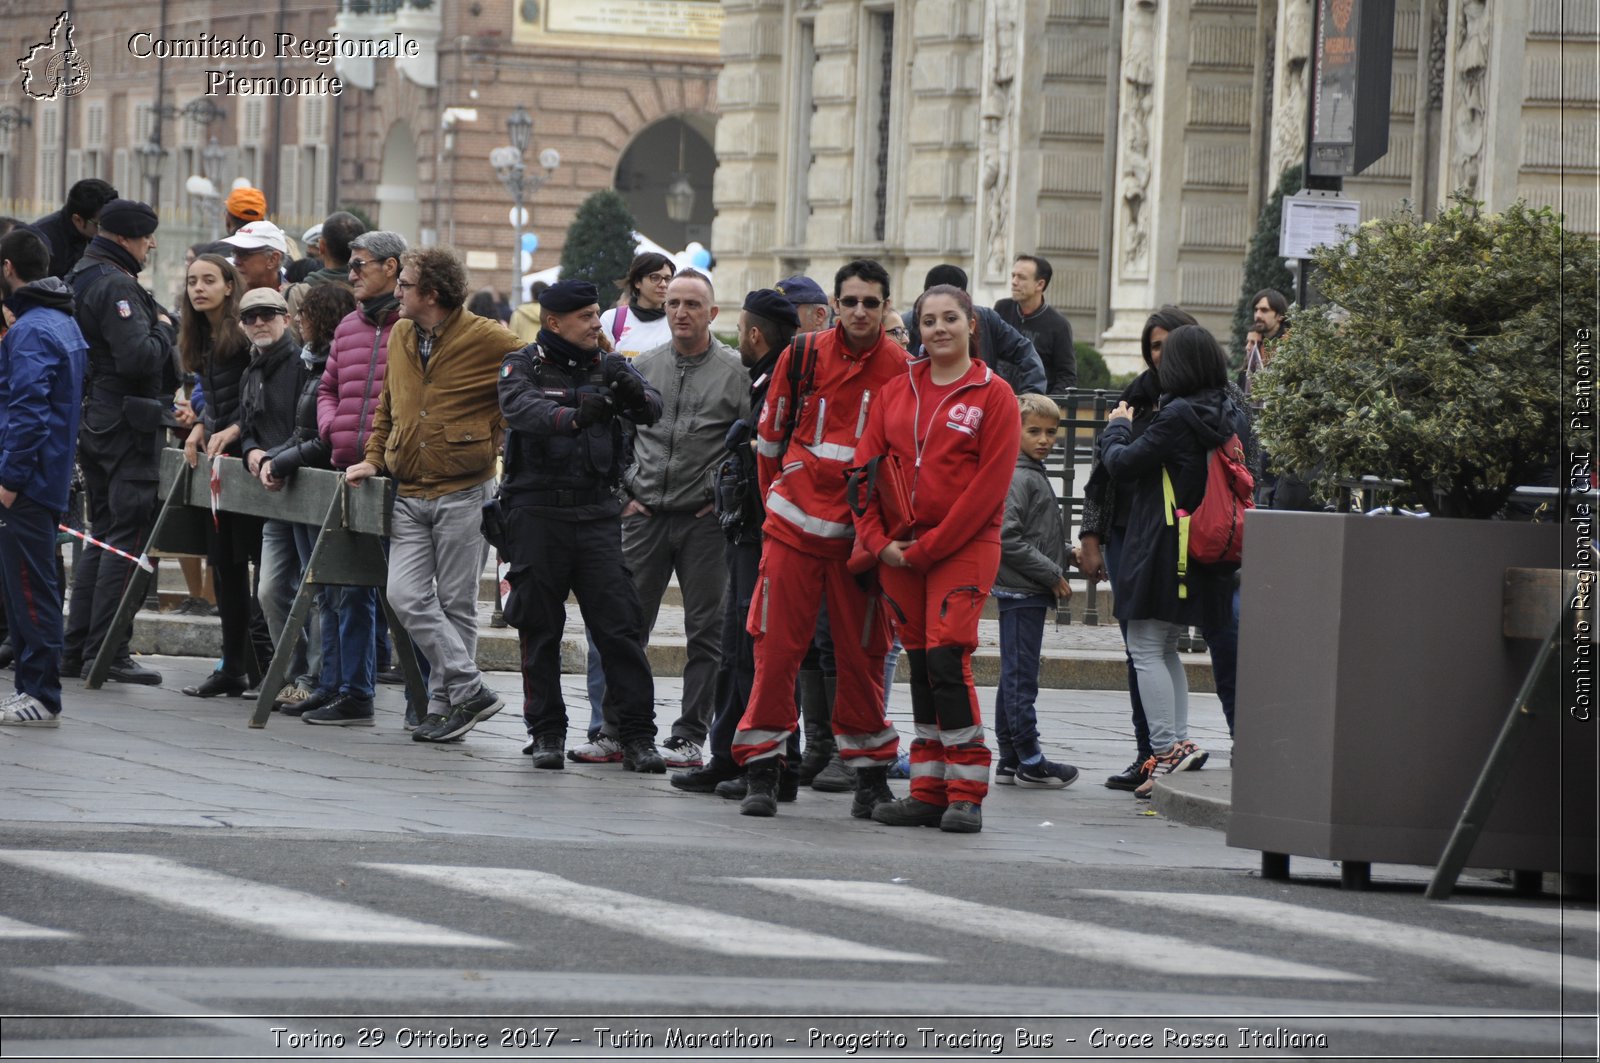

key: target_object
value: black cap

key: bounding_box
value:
[537,278,600,312]
[742,289,800,327]
[98,199,159,238]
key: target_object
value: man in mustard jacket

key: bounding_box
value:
[347,247,522,741]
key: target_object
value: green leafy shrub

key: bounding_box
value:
[1229,165,1302,365]
[559,190,638,310]
[1074,342,1110,390]
[1255,197,1597,519]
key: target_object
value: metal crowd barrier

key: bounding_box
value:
[84,447,427,727]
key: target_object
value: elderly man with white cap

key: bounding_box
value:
[222,220,290,294]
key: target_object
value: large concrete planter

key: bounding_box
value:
[1227,511,1594,884]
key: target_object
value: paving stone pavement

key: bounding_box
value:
[1,654,1253,871]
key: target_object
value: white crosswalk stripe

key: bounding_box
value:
[0,914,76,940]
[366,863,936,963]
[1084,890,1595,991]
[0,850,508,949]
[738,878,1365,982]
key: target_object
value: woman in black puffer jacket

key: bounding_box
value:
[1097,324,1251,798]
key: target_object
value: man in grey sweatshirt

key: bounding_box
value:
[613,270,750,767]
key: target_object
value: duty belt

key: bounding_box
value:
[513,487,613,508]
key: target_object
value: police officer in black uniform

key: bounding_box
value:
[61,199,177,684]
[495,279,667,773]
[670,289,801,794]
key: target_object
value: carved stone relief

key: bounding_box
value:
[1118,0,1158,278]
[1450,0,1489,197]
[1270,0,1314,179]
[980,0,1019,283]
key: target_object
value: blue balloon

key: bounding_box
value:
[521,232,539,253]
[690,248,711,269]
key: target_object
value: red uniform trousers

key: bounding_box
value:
[877,539,999,806]
[732,538,897,766]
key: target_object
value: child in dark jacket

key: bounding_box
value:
[991,393,1079,788]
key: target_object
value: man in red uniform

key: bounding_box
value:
[732,259,909,818]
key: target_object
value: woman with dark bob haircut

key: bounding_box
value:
[1096,324,1248,797]
[600,251,675,358]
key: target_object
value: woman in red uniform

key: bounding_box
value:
[853,284,1021,833]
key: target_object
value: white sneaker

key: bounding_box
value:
[661,736,704,768]
[566,735,624,763]
[0,695,59,727]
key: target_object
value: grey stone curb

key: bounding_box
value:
[125,613,1217,692]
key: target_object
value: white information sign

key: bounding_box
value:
[1279,191,1362,260]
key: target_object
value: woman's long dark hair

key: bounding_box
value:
[1140,305,1198,371]
[179,254,249,374]
[1156,324,1229,397]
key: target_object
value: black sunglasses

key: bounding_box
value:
[838,296,883,310]
[240,308,284,324]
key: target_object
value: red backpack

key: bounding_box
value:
[1164,433,1253,593]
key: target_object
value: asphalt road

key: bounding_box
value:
[0,657,1594,1061]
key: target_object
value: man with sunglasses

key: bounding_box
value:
[348,247,522,744]
[731,259,909,818]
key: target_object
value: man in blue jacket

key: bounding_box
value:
[0,229,88,726]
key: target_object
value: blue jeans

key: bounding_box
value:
[0,494,64,713]
[318,584,377,699]
[994,593,1051,764]
[1207,584,1239,735]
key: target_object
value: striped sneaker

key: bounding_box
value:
[0,694,59,727]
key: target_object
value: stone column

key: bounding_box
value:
[900,0,983,298]
[709,0,787,301]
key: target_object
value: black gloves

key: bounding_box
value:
[575,392,614,428]
[609,366,647,407]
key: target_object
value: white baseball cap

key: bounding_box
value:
[222,220,289,257]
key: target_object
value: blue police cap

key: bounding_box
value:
[775,275,827,306]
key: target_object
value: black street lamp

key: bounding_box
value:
[491,105,559,309]
[137,140,169,206]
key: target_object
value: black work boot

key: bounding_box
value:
[796,669,835,784]
[850,765,895,819]
[740,760,780,817]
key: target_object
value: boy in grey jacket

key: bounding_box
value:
[992,393,1080,788]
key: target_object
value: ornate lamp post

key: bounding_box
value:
[664,123,695,231]
[490,105,559,309]
[137,140,169,207]
[184,137,228,240]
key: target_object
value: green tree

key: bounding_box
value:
[1255,197,1597,519]
[1229,164,1303,364]
[559,190,637,309]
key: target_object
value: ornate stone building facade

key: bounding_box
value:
[328,0,721,301]
[1,0,723,304]
[713,0,1598,372]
